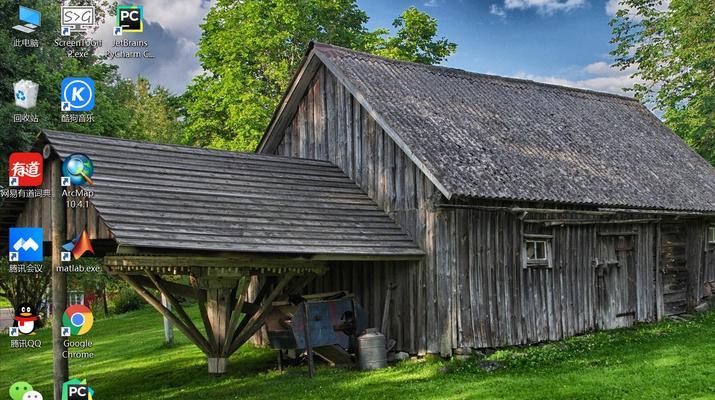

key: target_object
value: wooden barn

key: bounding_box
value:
[257,42,715,356]
[3,42,715,374]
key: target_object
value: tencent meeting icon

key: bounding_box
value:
[61,77,94,112]
[9,228,43,262]
[61,154,94,186]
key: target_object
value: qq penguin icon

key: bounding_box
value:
[13,303,39,335]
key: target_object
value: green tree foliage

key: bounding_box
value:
[125,77,183,144]
[610,0,715,164]
[0,1,182,179]
[182,1,456,152]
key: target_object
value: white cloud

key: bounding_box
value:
[424,0,441,7]
[501,0,587,14]
[513,61,642,96]
[89,0,215,94]
[489,4,507,17]
[605,0,669,18]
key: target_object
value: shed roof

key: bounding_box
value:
[277,42,715,212]
[39,130,422,257]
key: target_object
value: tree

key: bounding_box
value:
[0,0,130,178]
[0,257,51,314]
[610,0,715,165]
[125,77,183,144]
[182,1,456,152]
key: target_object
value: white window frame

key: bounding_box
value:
[708,225,715,245]
[523,234,553,269]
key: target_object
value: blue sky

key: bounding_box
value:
[95,0,640,95]
[358,0,639,95]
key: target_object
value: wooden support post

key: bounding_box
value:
[228,273,295,354]
[51,158,68,400]
[160,294,174,345]
[204,278,236,374]
[303,301,315,378]
[119,273,212,354]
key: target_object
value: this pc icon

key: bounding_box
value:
[12,6,41,33]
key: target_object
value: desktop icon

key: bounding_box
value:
[61,6,95,36]
[62,304,93,336]
[61,154,94,186]
[14,80,38,110]
[13,303,39,335]
[61,77,94,112]
[12,6,40,33]
[116,5,143,34]
[62,229,94,260]
[9,152,43,187]
[62,379,93,400]
[9,227,43,262]
[9,382,42,400]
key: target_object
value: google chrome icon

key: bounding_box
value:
[62,304,94,335]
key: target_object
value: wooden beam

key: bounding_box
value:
[222,276,249,355]
[51,157,68,400]
[105,254,329,271]
[119,273,212,354]
[146,272,208,351]
[228,273,295,354]
[191,278,217,353]
[526,218,660,226]
[125,274,200,299]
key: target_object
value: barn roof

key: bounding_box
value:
[264,42,715,212]
[37,130,422,258]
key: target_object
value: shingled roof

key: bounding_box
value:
[292,42,715,212]
[39,130,422,257]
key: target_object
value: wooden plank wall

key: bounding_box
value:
[274,66,441,355]
[448,211,657,348]
[660,223,689,315]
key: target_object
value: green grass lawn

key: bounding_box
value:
[2,305,715,400]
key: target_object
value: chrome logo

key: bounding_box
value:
[62,304,94,335]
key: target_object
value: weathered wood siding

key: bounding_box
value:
[660,223,689,315]
[267,65,709,353]
[274,66,441,354]
[446,211,658,348]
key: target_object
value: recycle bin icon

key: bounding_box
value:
[14,80,39,110]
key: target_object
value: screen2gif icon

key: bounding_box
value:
[115,5,143,35]
[61,77,94,112]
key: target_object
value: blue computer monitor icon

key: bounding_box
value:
[13,6,41,33]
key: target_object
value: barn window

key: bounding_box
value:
[526,240,547,261]
[709,225,715,244]
[523,234,552,268]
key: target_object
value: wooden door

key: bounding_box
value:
[595,234,637,330]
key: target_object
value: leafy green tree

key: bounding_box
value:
[0,0,129,176]
[183,1,456,151]
[610,0,715,165]
[125,77,183,144]
[367,7,457,65]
